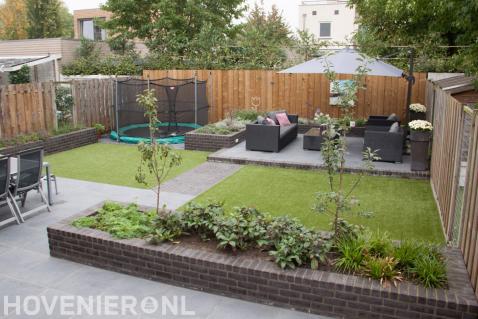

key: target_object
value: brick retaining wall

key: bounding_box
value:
[48,203,478,319]
[185,129,246,152]
[0,128,97,156]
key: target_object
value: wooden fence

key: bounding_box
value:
[143,70,428,122]
[71,79,115,130]
[0,82,57,139]
[427,80,478,297]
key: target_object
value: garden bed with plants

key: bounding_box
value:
[48,201,478,319]
[0,127,97,156]
[185,109,260,151]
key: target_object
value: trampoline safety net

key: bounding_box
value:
[112,77,209,144]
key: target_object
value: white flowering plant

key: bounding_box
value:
[409,103,427,113]
[409,120,433,132]
[313,112,332,125]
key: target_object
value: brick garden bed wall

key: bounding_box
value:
[48,203,478,319]
[185,129,246,152]
[0,128,97,156]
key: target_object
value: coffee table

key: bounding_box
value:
[303,128,324,151]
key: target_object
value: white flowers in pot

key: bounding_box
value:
[409,120,433,132]
[409,103,427,113]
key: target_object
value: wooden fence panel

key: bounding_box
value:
[0,82,56,140]
[70,79,115,130]
[143,70,427,123]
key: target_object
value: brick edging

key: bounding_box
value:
[0,128,97,155]
[47,202,478,319]
[185,129,246,152]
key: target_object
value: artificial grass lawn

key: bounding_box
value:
[190,165,444,243]
[45,143,209,189]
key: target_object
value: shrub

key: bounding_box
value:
[233,109,263,122]
[362,230,393,257]
[195,119,247,135]
[410,253,447,288]
[334,237,366,274]
[72,202,155,239]
[55,86,74,125]
[9,65,30,84]
[364,256,403,287]
[393,240,425,272]
[149,213,184,244]
[181,201,222,239]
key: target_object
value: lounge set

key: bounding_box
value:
[245,109,405,164]
[0,148,52,227]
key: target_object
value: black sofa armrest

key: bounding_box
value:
[246,124,281,152]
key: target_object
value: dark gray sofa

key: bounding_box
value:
[246,111,298,152]
[363,125,405,163]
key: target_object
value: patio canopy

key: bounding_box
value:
[280,48,404,77]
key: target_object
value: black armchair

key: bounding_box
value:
[363,126,405,163]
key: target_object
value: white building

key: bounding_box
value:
[299,0,357,44]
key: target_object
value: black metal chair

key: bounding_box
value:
[10,148,50,222]
[0,157,21,227]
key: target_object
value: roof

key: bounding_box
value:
[433,75,476,95]
[0,55,61,72]
[279,48,404,77]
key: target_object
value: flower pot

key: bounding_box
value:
[410,111,426,121]
[410,130,431,171]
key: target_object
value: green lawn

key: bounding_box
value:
[189,165,444,243]
[45,144,209,189]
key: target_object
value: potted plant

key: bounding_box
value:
[409,103,427,121]
[409,120,433,171]
[94,123,106,140]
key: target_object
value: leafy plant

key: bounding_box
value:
[55,86,74,125]
[94,123,106,136]
[364,256,403,287]
[410,253,447,288]
[362,230,393,257]
[52,123,82,136]
[72,202,155,239]
[149,213,184,244]
[9,65,30,84]
[233,109,264,122]
[334,237,366,274]
[135,89,182,214]
[393,240,425,273]
[181,201,222,239]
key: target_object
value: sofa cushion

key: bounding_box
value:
[264,117,276,125]
[389,122,399,133]
[257,115,265,124]
[280,125,295,138]
[267,110,287,124]
[276,112,291,126]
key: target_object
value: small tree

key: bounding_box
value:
[313,56,379,241]
[135,89,182,215]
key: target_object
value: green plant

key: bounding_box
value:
[72,202,155,239]
[363,230,393,257]
[233,109,263,122]
[410,253,447,288]
[55,86,74,125]
[181,201,222,239]
[9,65,30,84]
[94,123,106,136]
[149,212,184,244]
[52,123,82,136]
[393,240,425,272]
[364,256,403,287]
[334,237,366,274]
[135,89,182,214]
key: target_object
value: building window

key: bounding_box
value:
[319,22,331,38]
[312,10,317,15]
[80,18,106,41]
[334,10,339,15]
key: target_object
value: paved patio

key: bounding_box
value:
[209,135,428,178]
[0,173,328,318]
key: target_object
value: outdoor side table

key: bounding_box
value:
[303,128,324,151]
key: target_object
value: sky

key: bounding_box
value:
[62,0,301,30]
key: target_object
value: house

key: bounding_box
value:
[299,0,357,43]
[73,8,112,41]
[0,55,61,85]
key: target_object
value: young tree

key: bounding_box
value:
[295,30,325,62]
[135,89,182,215]
[0,0,28,40]
[26,0,67,38]
[313,56,379,240]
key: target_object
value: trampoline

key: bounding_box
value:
[111,77,209,144]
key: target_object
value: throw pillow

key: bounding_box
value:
[267,110,287,124]
[256,115,265,124]
[389,122,399,133]
[387,113,399,122]
[264,117,276,125]
[275,112,291,126]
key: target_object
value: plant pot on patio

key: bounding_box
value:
[409,103,427,122]
[409,120,433,171]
